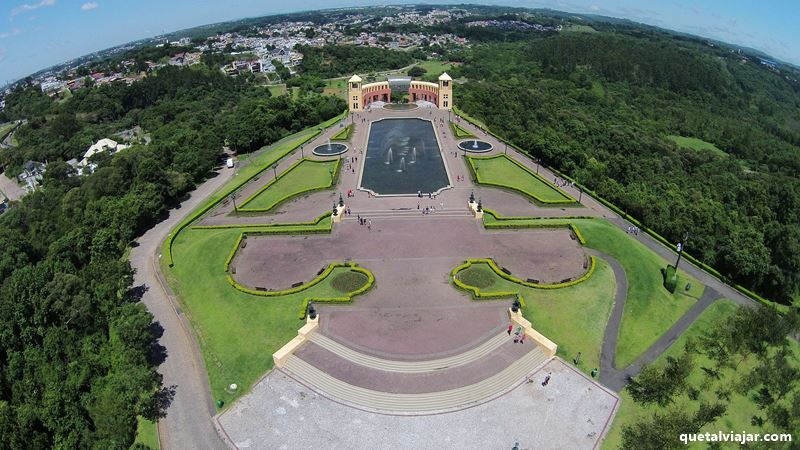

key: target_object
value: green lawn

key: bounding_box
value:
[331,124,353,141]
[415,60,454,77]
[454,259,616,376]
[238,159,339,212]
[132,417,159,449]
[467,154,576,204]
[666,135,727,157]
[268,84,287,97]
[572,219,703,367]
[563,24,598,33]
[0,122,16,140]
[166,227,371,407]
[603,299,798,449]
[449,121,475,139]
[480,216,704,369]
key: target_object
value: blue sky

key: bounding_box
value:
[0,0,798,83]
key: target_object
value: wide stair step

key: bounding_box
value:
[283,346,550,414]
[308,332,509,373]
[345,208,473,220]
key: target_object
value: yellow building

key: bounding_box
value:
[347,72,454,112]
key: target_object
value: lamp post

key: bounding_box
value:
[578,186,583,203]
[231,193,238,212]
[504,142,507,154]
[329,168,334,182]
[675,232,689,271]
[272,163,278,180]
[301,144,304,158]
[535,158,540,174]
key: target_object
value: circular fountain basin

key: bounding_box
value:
[457,139,493,153]
[383,103,419,111]
[312,143,348,156]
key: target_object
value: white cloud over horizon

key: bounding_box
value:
[81,2,98,11]
[10,0,56,17]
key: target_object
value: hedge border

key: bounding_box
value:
[297,266,375,319]
[481,209,588,245]
[449,121,475,139]
[164,109,348,267]
[236,158,341,212]
[453,106,783,309]
[466,154,576,205]
[331,124,353,141]
[452,257,596,291]
[191,211,331,230]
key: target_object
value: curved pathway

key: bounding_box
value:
[130,167,235,450]
[595,251,723,391]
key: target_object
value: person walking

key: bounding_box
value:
[542,373,551,386]
[367,219,372,231]
[519,334,526,344]
[507,324,513,335]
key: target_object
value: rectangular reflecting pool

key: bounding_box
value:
[360,118,450,195]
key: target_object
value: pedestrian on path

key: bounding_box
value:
[519,334,526,344]
[367,219,372,231]
[514,326,522,336]
[507,324,513,335]
[542,373,551,386]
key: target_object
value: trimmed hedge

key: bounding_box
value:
[297,265,376,319]
[164,110,347,267]
[449,121,475,139]
[237,158,341,212]
[331,124,353,141]
[466,154,575,205]
[452,257,596,291]
[191,212,331,230]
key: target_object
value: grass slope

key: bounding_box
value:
[467,154,575,203]
[667,135,727,157]
[238,159,339,211]
[132,417,159,449]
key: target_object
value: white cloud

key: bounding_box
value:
[10,0,55,17]
[0,48,6,63]
[590,5,599,11]
[0,28,22,38]
[81,2,98,11]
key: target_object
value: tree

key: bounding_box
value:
[627,352,694,406]
[408,66,427,77]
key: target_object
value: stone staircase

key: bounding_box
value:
[308,332,509,373]
[282,342,550,414]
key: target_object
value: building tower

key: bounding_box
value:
[438,72,453,110]
[348,74,363,112]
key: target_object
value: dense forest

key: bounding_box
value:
[453,31,800,303]
[0,66,344,447]
[296,44,423,78]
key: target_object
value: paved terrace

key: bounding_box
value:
[216,358,619,450]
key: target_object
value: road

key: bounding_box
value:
[130,166,234,450]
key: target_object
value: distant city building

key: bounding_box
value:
[18,160,46,191]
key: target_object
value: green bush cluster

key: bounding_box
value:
[466,154,575,205]
[164,111,347,267]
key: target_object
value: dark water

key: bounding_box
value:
[313,143,348,156]
[457,139,493,152]
[361,118,449,195]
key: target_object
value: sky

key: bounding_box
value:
[0,0,798,83]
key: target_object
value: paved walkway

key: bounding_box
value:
[131,166,235,450]
[217,359,619,450]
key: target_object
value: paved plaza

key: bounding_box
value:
[216,359,619,450]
